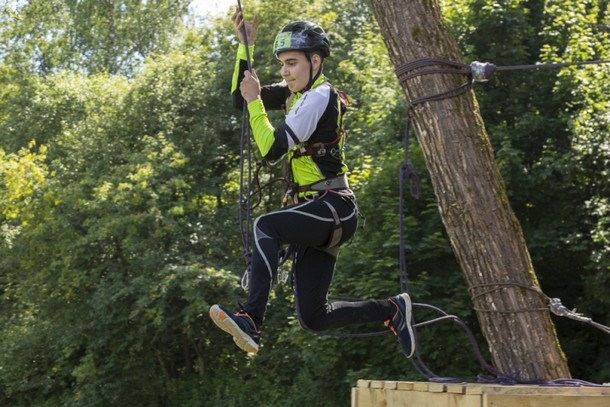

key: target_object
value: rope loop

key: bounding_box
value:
[394,57,610,108]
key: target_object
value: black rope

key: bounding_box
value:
[398,117,421,294]
[394,57,610,105]
[242,163,291,211]
[412,303,506,380]
[477,59,610,80]
[238,111,253,264]
[469,281,549,314]
[398,117,440,379]
[237,0,254,281]
[396,108,505,382]
[469,281,610,335]
[236,0,252,71]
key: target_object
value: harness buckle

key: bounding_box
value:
[314,144,326,157]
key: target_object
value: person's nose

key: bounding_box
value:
[281,65,290,77]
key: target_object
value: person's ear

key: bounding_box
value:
[311,54,322,71]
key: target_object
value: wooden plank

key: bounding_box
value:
[351,381,610,407]
[484,394,610,407]
[385,389,409,406]
[412,390,475,407]
[371,387,387,406]
[480,384,609,396]
[353,385,372,407]
[446,383,468,394]
[448,392,483,407]
[427,382,447,393]
[464,384,484,395]
[384,381,398,390]
[396,381,417,391]
[410,390,445,407]
[370,380,386,389]
[351,387,359,407]
[413,382,431,392]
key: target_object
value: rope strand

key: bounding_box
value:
[237,0,255,286]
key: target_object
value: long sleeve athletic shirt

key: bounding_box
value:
[231,44,348,190]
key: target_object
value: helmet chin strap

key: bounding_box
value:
[297,52,322,93]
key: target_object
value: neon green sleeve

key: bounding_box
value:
[247,99,275,157]
[231,43,255,94]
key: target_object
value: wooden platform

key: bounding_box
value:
[352,380,610,407]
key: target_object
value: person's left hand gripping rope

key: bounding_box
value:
[240,69,261,103]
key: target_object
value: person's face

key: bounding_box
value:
[277,50,321,92]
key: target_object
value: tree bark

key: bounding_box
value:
[370,0,570,381]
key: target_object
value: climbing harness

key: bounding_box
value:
[287,86,349,161]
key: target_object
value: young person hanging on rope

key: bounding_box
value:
[209,8,415,358]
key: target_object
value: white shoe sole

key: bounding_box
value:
[209,305,259,353]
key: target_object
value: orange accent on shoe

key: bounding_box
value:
[236,311,261,333]
[384,320,397,336]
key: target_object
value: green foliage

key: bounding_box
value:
[0,141,47,221]
[0,0,191,75]
[1,0,609,405]
[0,14,245,404]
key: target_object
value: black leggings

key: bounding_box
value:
[243,191,394,330]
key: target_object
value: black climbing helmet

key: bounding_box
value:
[273,21,330,58]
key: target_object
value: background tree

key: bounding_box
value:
[370,0,571,381]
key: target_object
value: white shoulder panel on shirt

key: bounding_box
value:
[284,83,332,148]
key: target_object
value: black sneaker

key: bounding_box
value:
[209,304,261,353]
[386,293,416,358]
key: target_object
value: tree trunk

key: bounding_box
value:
[370,0,570,382]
